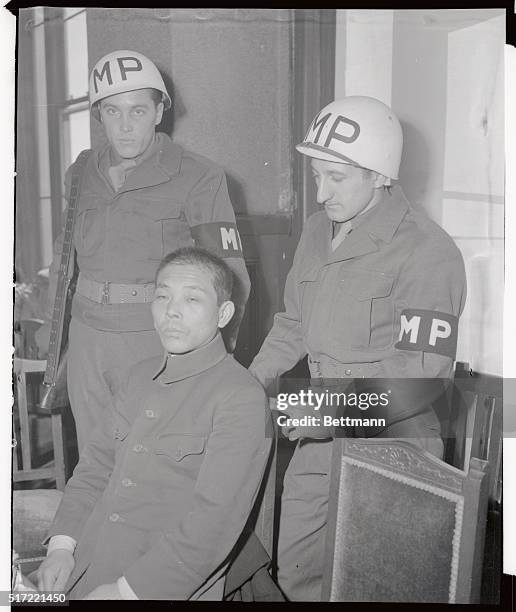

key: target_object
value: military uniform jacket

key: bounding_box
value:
[47,133,250,339]
[46,334,271,599]
[250,187,467,420]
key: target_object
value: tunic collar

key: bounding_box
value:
[152,332,228,384]
[358,185,410,244]
[96,132,184,192]
[325,186,410,265]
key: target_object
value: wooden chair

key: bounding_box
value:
[445,364,502,504]
[12,489,64,577]
[321,438,488,603]
[13,357,67,491]
[444,365,503,603]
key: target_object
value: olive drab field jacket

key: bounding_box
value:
[46,133,250,348]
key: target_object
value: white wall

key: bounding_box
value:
[335,10,393,105]
[443,15,505,375]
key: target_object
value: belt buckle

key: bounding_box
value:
[101,281,110,305]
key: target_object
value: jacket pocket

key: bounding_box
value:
[150,434,207,493]
[298,263,321,328]
[331,269,395,350]
[131,198,190,260]
[74,205,103,256]
[154,434,207,462]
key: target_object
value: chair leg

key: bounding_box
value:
[51,412,66,491]
[16,370,32,471]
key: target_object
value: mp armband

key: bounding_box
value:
[395,309,459,359]
[190,222,243,258]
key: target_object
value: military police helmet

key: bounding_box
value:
[296,96,403,180]
[89,50,172,121]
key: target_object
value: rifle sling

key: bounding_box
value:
[43,149,92,387]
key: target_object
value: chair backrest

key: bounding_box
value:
[14,318,44,359]
[446,365,502,505]
[13,358,67,490]
[322,438,488,603]
[13,489,63,558]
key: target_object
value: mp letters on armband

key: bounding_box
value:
[395,309,459,359]
[190,222,243,258]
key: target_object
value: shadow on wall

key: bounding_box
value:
[157,71,183,137]
[226,174,249,216]
[397,120,431,211]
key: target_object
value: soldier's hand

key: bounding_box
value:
[281,405,334,441]
[36,549,74,592]
[34,322,51,359]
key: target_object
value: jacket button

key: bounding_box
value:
[145,409,156,419]
[131,290,138,296]
[109,513,120,522]
[345,369,352,376]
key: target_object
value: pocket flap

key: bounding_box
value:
[339,270,394,301]
[132,196,182,221]
[155,434,206,461]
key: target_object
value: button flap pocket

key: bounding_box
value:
[339,269,394,301]
[155,434,206,461]
[132,196,182,221]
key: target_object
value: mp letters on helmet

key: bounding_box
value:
[92,56,143,94]
[395,309,459,359]
[305,110,361,148]
[190,223,243,258]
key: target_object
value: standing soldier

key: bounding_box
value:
[249,96,467,601]
[37,50,250,453]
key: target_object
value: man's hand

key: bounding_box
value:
[281,404,334,441]
[83,582,123,600]
[36,549,74,592]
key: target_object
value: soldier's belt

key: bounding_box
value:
[76,275,155,304]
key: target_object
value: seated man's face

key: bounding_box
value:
[152,263,230,354]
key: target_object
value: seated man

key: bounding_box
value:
[37,247,271,600]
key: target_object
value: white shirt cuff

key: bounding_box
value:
[46,535,76,555]
[117,577,139,600]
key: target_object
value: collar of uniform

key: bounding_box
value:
[154,132,183,178]
[98,133,159,177]
[358,185,410,244]
[96,133,183,193]
[152,332,227,384]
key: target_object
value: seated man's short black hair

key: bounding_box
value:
[156,247,233,305]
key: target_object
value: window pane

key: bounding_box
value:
[64,10,89,100]
[68,109,91,165]
[63,7,84,19]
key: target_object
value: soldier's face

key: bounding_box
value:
[152,263,232,354]
[311,158,381,223]
[99,89,163,159]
